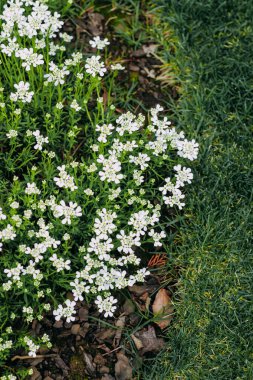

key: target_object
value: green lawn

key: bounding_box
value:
[142,1,253,379]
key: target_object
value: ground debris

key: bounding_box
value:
[115,352,133,380]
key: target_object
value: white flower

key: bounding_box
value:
[49,254,71,272]
[116,230,141,254]
[128,210,150,236]
[163,188,185,209]
[111,63,125,71]
[95,295,117,317]
[44,62,70,86]
[10,81,34,103]
[176,139,199,161]
[70,278,90,301]
[133,170,144,185]
[4,263,23,281]
[85,55,107,77]
[93,208,117,239]
[84,188,94,196]
[53,165,77,191]
[25,182,40,195]
[96,123,114,143]
[116,112,144,136]
[129,153,150,170]
[23,337,39,358]
[97,154,124,184]
[56,102,64,109]
[53,299,76,322]
[0,207,6,220]
[89,36,110,50]
[174,164,193,186]
[77,72,84,79]
[15,47,44,71]
[70,99,81,111]
[148,229,166,247]
[52,201,82,225]
[0,37,19,56]
[59,32,73,42]
[32,130,49,150]
[0,224,16,241]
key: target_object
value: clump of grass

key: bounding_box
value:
[139,0,253,379]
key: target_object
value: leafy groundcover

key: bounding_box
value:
[0,0,198,379]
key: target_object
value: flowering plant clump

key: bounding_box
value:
[0,0,198,373]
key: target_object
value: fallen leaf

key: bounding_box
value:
[122,299,135,315]
[152,289,174,329]
[95,328,116,342]
[135,326,165,354]
[143,44,158,56]
[128,284,156,296]
[131,334,143,350]
[115,352,133,380]
[87,13,104,36]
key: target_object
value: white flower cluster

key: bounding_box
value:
[54,165,78,191]
[44,62,70,86]
[23,336,39,357]
[85,55,107,77]
[10,81,34,103]
[89,36,110,50]
[52,200,82,225]
[32,130,49,151]
[53,299,76,323]
[96,123,114,143]
[0,375,17,380]
[159,164,193,209]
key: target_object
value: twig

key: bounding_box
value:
[102,346,122,356]
[11,354,58,362]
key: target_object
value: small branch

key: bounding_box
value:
[102,346,122,356]
[11,354,58,362]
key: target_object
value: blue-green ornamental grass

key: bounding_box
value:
[0,0,198,377]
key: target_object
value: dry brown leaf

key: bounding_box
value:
[95,328,116,342]
[115,352,133,380]
[131,334,143,350]
[122,299,135,315]
[152,289,174,329]
[135,326,165,354]
[128,284,156,296]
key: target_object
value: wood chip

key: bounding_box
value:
[82,351,96,375]
[71,324,80,335]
